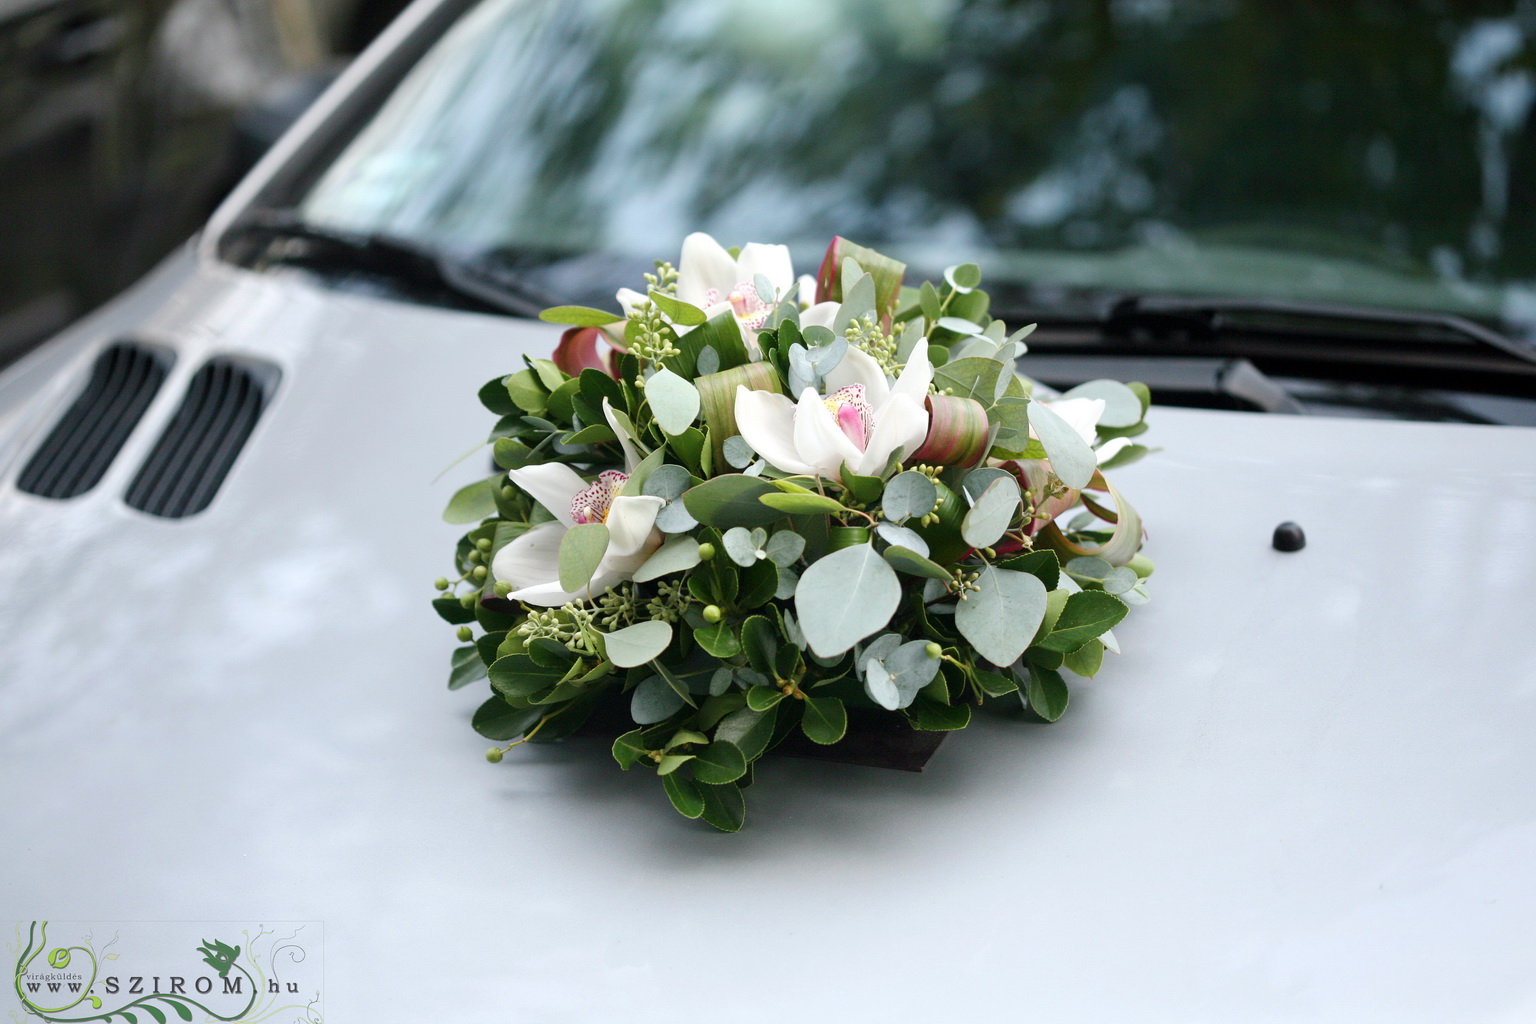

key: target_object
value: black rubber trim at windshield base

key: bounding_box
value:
[124,357,279,519]
[16,342,173,500]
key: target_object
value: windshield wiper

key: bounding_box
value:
[1103,294,1536,367]
[219,209,553,318]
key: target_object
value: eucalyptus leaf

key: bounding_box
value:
[723,434,755,469]
[723,526,766,567]
[646,368,701,435]
[882,471,937,522]
[1063,379,1143,428]
[864,659,901,710]
[696,345,720,376]
[443,477,499,524]
[633,535,702,582]
[1028,401,1097,489]
[873,522,929,557]
[764,530,806,566]
[960,477,1021,548]
[557,523,610,593]
[944,263,982,292]
[795,544,902,657]
[603,620,674,668]
[955,566,1047,667]
[631,675,685,724]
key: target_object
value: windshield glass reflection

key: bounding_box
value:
[299,0,1536,331]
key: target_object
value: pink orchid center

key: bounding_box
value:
[708,279,771,331]
[824,384,873,451]
[570,470,628,525]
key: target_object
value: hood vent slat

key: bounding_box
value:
[17,343,172,500]
[125,358,277,518]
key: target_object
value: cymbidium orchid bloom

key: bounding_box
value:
[491,404,663,606]
[734,343,932,479]
[615,233,838,352]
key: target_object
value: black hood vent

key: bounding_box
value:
[17,342,173,500]
[125,358,278,518]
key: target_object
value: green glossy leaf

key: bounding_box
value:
[682,474,784,528]
[715,705,776,761]
[540,305,623,326]
[646,367,701,435]
[656,753,694,775]
[997,549,1060,589]
[694,620,741,658]
[1063,639,1105,678]
[602,620,673,669]
[882,545,952,580]
[1026,664,1071,721]
[1039,591,1128,652]
[506,369,548,414]
[801,695,848,745]
[905,695,972,731]
[955,566,1047,667]
[741,615,778,675]
[442,476,499,524]
[746,685,786,711]
[973,668,1019,697]
[557,522,610,593]
[472,697,542,741]
[448,645,485,690]
[794,544,902,657]
[432,595,477,624]
[759,492,847,515]
[612,729,649,768]
[691,740,748,784]
[663,773,706,818]
[648,289,708,326]
[699,782,746,832]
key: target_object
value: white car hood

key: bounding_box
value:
[4,256,1536,1022]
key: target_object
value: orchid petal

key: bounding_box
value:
[506,463,587,527]
[853,392,928,476]
[822,343,890,404]
[800,301,841,330]
[890,337,933,404]
[796,274,818,308]
[736,243,795,295]
[492,522,565,594]
[602,397,641,474]
[615,287,648,318]
[676,233,738,306]
[1039,397,1105,445]
[507,579,585,607]
[606,495,665,557]
[793,387,862,478]
[1097,436,1133,464]
[734,386,816,475]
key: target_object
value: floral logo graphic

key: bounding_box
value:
[8,922,321,1024]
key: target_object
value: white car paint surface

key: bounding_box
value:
[2,249,1536,1022]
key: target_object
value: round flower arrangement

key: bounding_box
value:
[435,235,1154,831]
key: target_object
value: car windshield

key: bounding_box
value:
[293,0,1536,334]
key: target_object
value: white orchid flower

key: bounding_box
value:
[491,403,663,606]
[616,233,830,352]
[733,343,932,479]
